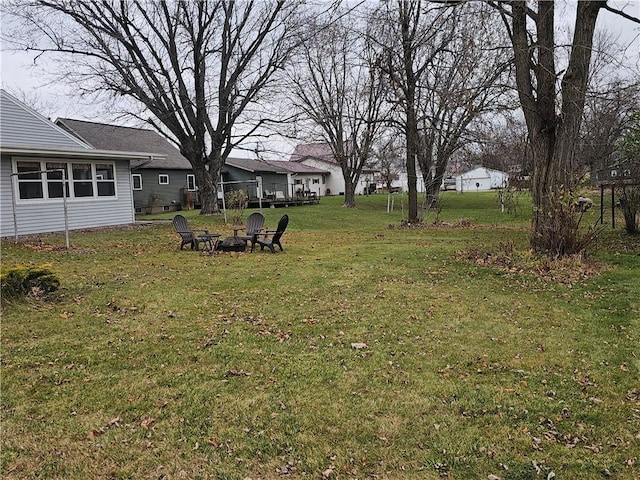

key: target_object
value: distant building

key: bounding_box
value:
[263,160,329,198]
[454,167,508,192]
[289,142,377,196]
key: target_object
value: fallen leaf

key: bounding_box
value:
[140,417,156,430]
[351,342,368,349]
[322,466,335,478]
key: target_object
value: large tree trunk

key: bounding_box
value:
[510,0,604,255]
[192,163,220,215]
[343,179,357,207]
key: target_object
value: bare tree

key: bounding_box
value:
[288,8,388,207]
[617,111,640,234]
[372,135,405,192]
[576,27,640,182]
[579,81,640,182]
[490,0,640,255]
[3,1,303,214]
[461,115,532,183]
[415,2,513,206]
[370,1,448,222]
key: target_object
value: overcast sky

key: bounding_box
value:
[1,1,638,160]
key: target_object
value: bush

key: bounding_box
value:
[532,192,602,257]
[225,189,248,225]
[1,264,60,303]
[618,185,640,235]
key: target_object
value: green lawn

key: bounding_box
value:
[2,192,638,479]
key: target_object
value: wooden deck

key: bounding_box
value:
[247,195,320,208]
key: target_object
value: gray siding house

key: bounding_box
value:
[56,118,194,214]
[0,90,155,238]
[223,157,291,199]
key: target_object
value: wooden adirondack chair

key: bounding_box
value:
[172,214,220,251]
[232,212,265,252]
[255,214,289,253]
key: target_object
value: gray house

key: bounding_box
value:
[264,160,329,198]
[56,118,195,214]
[0,90,155,238]
[223,157,291,199]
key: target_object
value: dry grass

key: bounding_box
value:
[2,193,638,479]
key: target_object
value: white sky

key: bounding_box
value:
[1,1,638,160]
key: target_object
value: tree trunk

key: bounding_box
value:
[405,106,420,222]
[192,163,220,215]
[343,179,357,207]
[510,0,604,255]
[424,159,448,205]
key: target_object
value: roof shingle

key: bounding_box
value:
[56,118,191,170]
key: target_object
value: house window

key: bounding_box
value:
[294,179,303,185]
[72,163,93,197]
[96,164,115,196]
[14,159,116,201]
[46,162,69,198]
[312,178,320,184]
[132,174,143,190]
[186,174,196,191]
[159,174,169,185]
[16,161,44,199]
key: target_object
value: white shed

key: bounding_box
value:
[455,167,508,192]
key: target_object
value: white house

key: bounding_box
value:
[455,166,508,192]
[0,90,159,238]
[289,142,377,196]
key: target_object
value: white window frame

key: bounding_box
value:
[95,163,116,197]
[13,158,118,203]
[186,174,196,191]
[158,174,169,185]
[132,174,143,191]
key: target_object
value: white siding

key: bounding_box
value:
[1,156,135,237]
[299,159,343,195]
[455,167,508,192]
[0,90,90,150]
